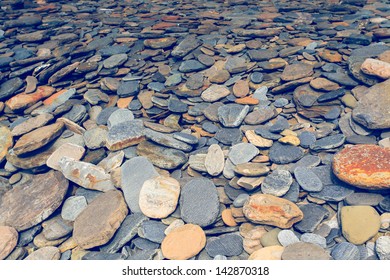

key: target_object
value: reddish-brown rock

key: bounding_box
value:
[0,126,13,163]
[332,145,390,190]
[5,86,55,111]
[0,226,18,260]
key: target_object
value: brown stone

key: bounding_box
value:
[0,126,13,163]
[13,122,64,156]
[11,113,54,137]
[243,194,303,228]
[73,190,128,249]
[25,246,60,260]
[281,63,314,81]
[245,130,273,148]
[233,80,250,97]
[46,143,85,171]
[310,78,340,91]
[222,209,238,227]
[318,49,342,63]
[209,69,230,84]
[281,242,331,260]
[144,37,177,49]
[361,58,390,79]
[0,226,18,260]
[235,96,259,105]
[6,86,55,111]
[161,224,206,260]
[332,145,390,190]
[0,171,68,231]
[205,144,224,176]
[248,245,284,260]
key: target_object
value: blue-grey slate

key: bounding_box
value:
[282,181,300,203]
[254,126,281,140]
[224,184,248,201]
[75,188,102,204]
[179,60,207,73]
[310,184,354,202]
[261,169,292,196]
[298,131,316,148]
[269,116,289,133]
[139,220,167,244]
[294,166,323,192]
[126,249,158,260]
[132,237,160,250]
[228,143,258,165]
[180,178,220,227]
[331,242,360,260]
[96,107,119,125]
[215,128,242,145]
[233,194,250,208]
[117,81,140,97]
[269,142,304,164]
[173,132,198,145]
[0,77,23,101]
[294,204,329,233]
[379,196,390,212]
[205,233,243,257]
[310,134,345,151]
[82,252,123,260]
[218,104,249,128]
[345,192,384,206]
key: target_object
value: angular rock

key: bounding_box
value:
[0,77,23,101]
[47,143,85,171]
[11,113,54,137]
[218,104,249,127]
[61,196,88,222]
[294,204,329,233]
[106,120,145,151]
[228,143,259,165]
[0,226,18,260]
[144,128,192,152]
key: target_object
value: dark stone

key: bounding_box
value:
[205,233,243,257]
[331,242,360,260]
[294,204,329,233]
[139,220,167,244]
[117,81,140,97]
[269,142,304,164]
[310,184,355,202]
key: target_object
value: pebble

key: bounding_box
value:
[139,220,167,244]
[261,169,293,197]
[61,196,88,222]
[25,247,61,260]
[282,242,330,260]
[218,104,249,127]
[248,246,284,260]
[205,144,225,176]
[228,143,259,165]
[300,233,327,248]
[331,242,360,260]
[0,226,18,260]
[294,204,329,233]
[294,166,323,192]
[375,236,390,260]
[277,230,300,247]
[269,142,304,164]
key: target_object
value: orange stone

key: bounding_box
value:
[318,49,342,63]
[233,80,250,97]
[6,86,55,111]
[222,209,238,227]
[117,96,134,109]
[332,145,390,190]
[235,96,259,105]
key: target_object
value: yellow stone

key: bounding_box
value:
[249,245,284,260]
[245,130,273,148]
[278,135,300,146]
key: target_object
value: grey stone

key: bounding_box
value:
[75,188,102,204]
[298,131,316,148]
[218,104,249,127]
[165,74,182,87]
[310,134,345,151]
[62,104,87,123]
[126,249,158,260]
[345,193,384,206]
[61,196,88,221]
[179,60,207,73]
[294,166,323,192]
[82,252,123,260]
[17,225,42,247]
[139,220,167,244]
[375,236,390,260]
[173,132,198,145]
[205,233,243,257]
[269,116,289,133]
[225,56,247,74]
[172,35,200,58]
[310,184,354,202]
[269,142,304,164]
[41,216,72,241]
[228,143,259,165]
[180,178,219,227]
[300,233,327,248]
[132,237,160,250]
[233,194,250,208]
[96,107,119,126]
[0,77,23,101]
[144,128,192,152]
[103,54,128,69]
[117,81,140,97]
[281,181,300,203]
[261,169,293,197]
[278,230,300,247]
[215,128,242,145]
[84,127,108,149]
[121,157,159,213]
[379,196,390,212]
[294,204,329,233]
[107,109,134,129]
[106,120,145,151]
[254,126,281,140]
[331,242,360,260]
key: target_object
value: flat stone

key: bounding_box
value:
[248,246,284,260]
[247,49,278,61]
[332,145,390,190]
[361,58,390,79]
[218,104,249,127]
[173,132,198,145]
[298,131,316,148]
[139,175,180,219]
[0,126,13,163]
[294,204,329,233]
[121,156,159,213]
[245,107,276,125]
[139,220,167,243]
[269,117,289,133]
[106,120,145,151]
[310,184,354,202]
[144,128,192,152]
[352,79,390,129]
[310,134,345,151]
[245,130,273,148]
[162,224,206,260]
[47,143,85,171]
[171,36,200,58]
[6,86,55,111]
[269,142,304,164]
[281,63,314,81]
[225,56,247,74]
[260,228,282,247]
[282,242,330,260]
[300,233,326,248]
[13,122,64,156]
[233,80,249,97]
[205,144,225,176]
[201,84,230,102]
[41,216,72,241]
[61,196,88,222]
[254,126,281,140]
[107,109,134,129]
[376,236,390,260]
[74,190,128,249]
[341,206,381,245]
[0,77,23,101]
[215,128,242,145]
[25,246,60,260]
[310,78,340,91]
[0,226,18,260]
[180,178,219,227]
[59,157,115,192]
[294,166,323,192]
[331,242,360,260]
[228,143,259,165]
[136,140,187,170]
[234,163,269,177]
[277,230,300,247]
[84,127,107,149]
[345,193,384,206]
[179,60,207,73]
[103,53,128,68]
[206,233,243,257]
[11,113,54,137]
[0,171,68,231]
[261,169,293,197]
[100,213,149,253]
[243,194,303,228]
[117,81,140,97]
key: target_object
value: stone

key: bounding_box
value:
[310,184,354,202]
[73,190,128,249]
[234,163,269,177]
[61,196,88,222]
[59,157,115,192]
[139,220,167,243]
[0,126,12,163]
[139,176,180,219]
[277,230,299,247]
[180,178,219,227]
[41,216,72,241]
[218,104,249,127]
[13,122,64,156]
[228,143,259,165]
[310,134,345,151]
[205,144,225,176]
[0,171,68,231]
[6,86,55,111]
[361,58,390,79]
[117,81,140,97]
[107,109,134,129]
[144,128,192,152]
[281,63,314,81]
[25,247,60,260]
[245,130,273,148]
[341,206,381,245]
[206,233,243,257]
[298,131,316,149]
[310,78,340,91]
[233,80,249,97]
[245,107,276,125]
[279,135,300,146]
[300,233,326,248]
[84,127,107,149]
[352,79,390,129]
[294,166,323,192]
[269,142,304,164]
[0,226,18,260]
[201,84,230,102]
[0,77,23,101]
[225,56,247,74]
[345,193,384,206]
[376,236,390,260]
[47,143,85,171]
[136,141,187,170]
[106,120,145,151]
[161,224,206,260]
[171,36,200,58]
[248,246,284,260]
[260,228,282,247]
[332,145,390,190]
[261,169,293,197]
[331,242,360,260]
[222,209,238,227]
[243,194,303,228]
[294,204,329,233]
[282,242,330,260]
[179,60,207,73]
[11,113,54,137]
[103,54,128,69]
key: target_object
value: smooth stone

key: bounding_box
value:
[180,178,220,227]
[0,226,18,260]
[298,131,316,148]
[233,194,250,208]
[107,109,134,129]
[206,233,243,257]
[269,142,304,164]
[260,228,282,247]
[18,225,41,247]
[234,163,269,177]
[83,127,107,150]
[117,81,140,97]
[41,216,72,241]
[332,145,390,190]
[345,193,384,206]
[201,84,230,102]
[248,246,284,260]
[228,143,259,165]
[136,141,187,170]
[261,169,293,197]
[269,117,289,133]
[25,247,60,260]
[61,196,88,222]
[300,233,327,248]
[82,252,122,260]
[59,157,115,192]
[310,134,345,151]
[100,213,148,253]
[139,220,167,244]
[243,194,303,228]
[218,104,249,127]
[0,171,68,231]
[341,206,381,245]
[132,238,159,251]
[103,54,128,69]
[172,36,200,57]
[0,77,23,101]
[245,107,275,125]
[125,249,158,260]
[179,60,207,73]
[282,242,330,260]
[106,120,145,151]
[281,181,300,203]
[294,204,329,233]
[254,126,281,140]
[205,144,225,176]
[245,130,273,148]
[46,143,85,171]
[121,157,159,213]
[215,128,242,145]
[310,184,354,202]
[225,56,247,74]
[0,126,13,163]
[11,113,54,137]
[96,107,118,125]
[281,63,314,81]
[277,230,300,247]
[360,58,390,79]
[144,128,192,152]
[294,166,323,192]
[331,242,360,260]
[376,236,390,260]
[139,176,180,219]
[73,190,128,249]
[173,132,198,145]
[162,224,206,260]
